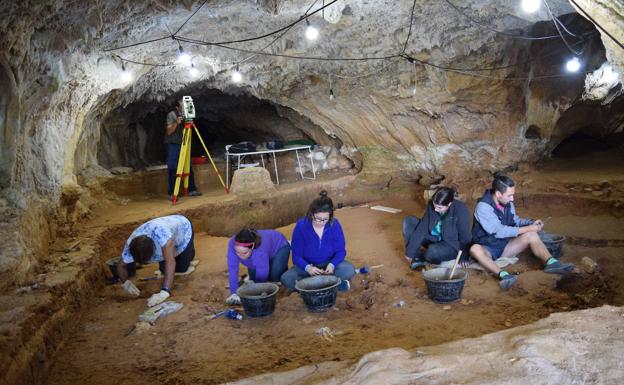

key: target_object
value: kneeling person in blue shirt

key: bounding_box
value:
[117,214,196,307]
[281,190,355,291]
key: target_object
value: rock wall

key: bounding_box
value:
[231,305,624,385]
[0,0,623,286]
[573,0,624,77]
[2,0,622,193]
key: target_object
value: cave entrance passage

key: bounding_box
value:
[96,88,353,198]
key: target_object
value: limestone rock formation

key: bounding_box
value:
[231,305,624,385]
[0,0,623,286]
[230,166,277,195]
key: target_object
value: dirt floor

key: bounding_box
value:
[43,207,624,385]
[39,144,624,385]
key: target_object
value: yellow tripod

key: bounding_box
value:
[172,119,228,204]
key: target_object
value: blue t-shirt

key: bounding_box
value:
[121,215,192,264]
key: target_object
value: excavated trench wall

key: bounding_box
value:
[4,181,624,385]
[1,178,368,385]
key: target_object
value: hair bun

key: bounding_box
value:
[493,171,504,179]
[319,190,328,198]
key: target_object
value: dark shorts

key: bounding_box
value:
[158,225,195,273]
[484,239,510,260]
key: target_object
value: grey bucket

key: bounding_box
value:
[237,282,279,317]
[422,267,468,304]
[295,275,341,312]
[539,232,566,258]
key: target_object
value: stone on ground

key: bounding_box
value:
[230,167,277,195]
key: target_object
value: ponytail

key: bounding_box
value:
[492,172,515,194]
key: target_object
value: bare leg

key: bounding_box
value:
[470,244,501,274]
[500,232,550,263]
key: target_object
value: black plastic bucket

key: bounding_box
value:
[295,275,341,312]
[422,267,468,304]
[106,257,136,281]
[237,282,279,317]
[539,232,566,258]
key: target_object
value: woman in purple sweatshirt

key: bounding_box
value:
[280,190,355,292]
[226,228,290,305]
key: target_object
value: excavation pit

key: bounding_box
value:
[39,186,624,385]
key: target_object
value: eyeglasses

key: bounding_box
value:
[312,216,330,223]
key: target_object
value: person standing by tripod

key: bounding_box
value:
[165,99,201,199]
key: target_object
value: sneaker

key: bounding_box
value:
[188,190,202,197]
[338,280,351,292]
[499,274,518,290]
[175,265,196,276]
[410,259,427,270]
[544,260,575,274]
[190,260,200,267]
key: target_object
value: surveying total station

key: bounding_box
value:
[172,96,228,204]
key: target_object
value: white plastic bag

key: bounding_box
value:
[138,301,183,324]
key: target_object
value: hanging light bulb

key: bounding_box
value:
[329,88,335,100]
[565,57,581,73]
[521,0,541,13]
[120,62,132,83]
[305,19,319,41]
[177,44,191,66]
[189,63,199,78]
[232,64,242,83]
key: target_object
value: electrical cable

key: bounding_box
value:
[444,0,564,40]
[552,13,578,38]
[105,0,340,52]
[109,0,600,83]
[440,68,589,81]
[115,24,593,72]
[400,32,591,72]
[185,0,338,45]
[236,0,321,65]
[402,0,417,53]
[569,0,624,50]
[400,29,596,76]
[114,55,173,67]
[176,35,401,61]
[543,0,583,56]
[103,35,172,52]
[173,0,210,36]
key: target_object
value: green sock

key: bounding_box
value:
[499,271,510,279]
[546,257,557,265]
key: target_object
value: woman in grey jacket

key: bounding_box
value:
[403,187,471,269]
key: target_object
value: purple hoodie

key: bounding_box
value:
[227,230,289,294]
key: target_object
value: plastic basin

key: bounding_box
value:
[422,267,468,304]
[237,282,279,317]
[295,275,341,312]
[539,232,566,258]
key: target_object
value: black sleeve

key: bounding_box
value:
[456,202,472,260]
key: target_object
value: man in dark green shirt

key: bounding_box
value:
[165,99,201,198]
